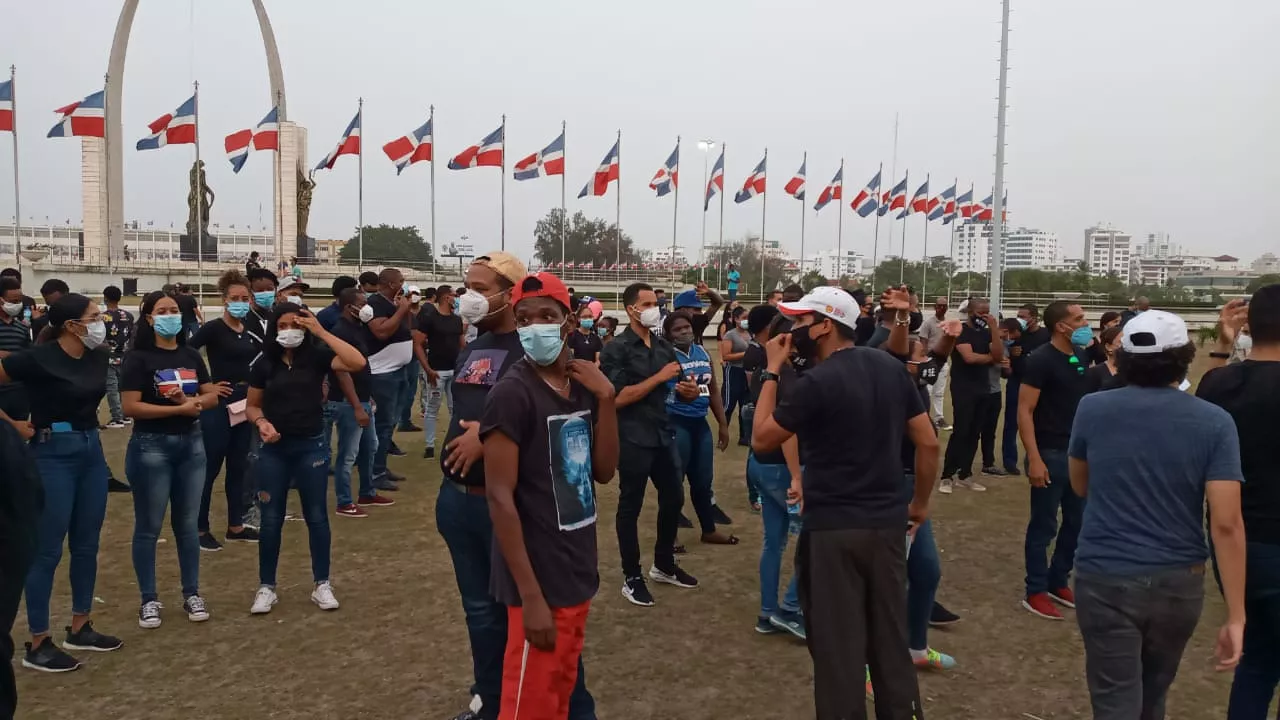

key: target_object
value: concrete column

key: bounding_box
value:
[80,137,107,262]
[274,122,307,264]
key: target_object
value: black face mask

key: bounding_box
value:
[971,316,987,330]
[791,323,820,361]
[914,357,942,386]
[670,330,694,350]
[909,311,923,333]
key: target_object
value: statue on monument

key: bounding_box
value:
[297,168,315,240]
[186,160,216,243]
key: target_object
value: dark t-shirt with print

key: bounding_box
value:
[567,330,603,362]
[249,344,336,437]
[190,318,263,391]
[120,345,211,434]
[1020,342,1091,451]
[442,329,524,486]
[1,342,108,430]
[480,359,600,609]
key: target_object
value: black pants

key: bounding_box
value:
[942,391,998,480]
[615,440,684,579]
[198,403,252,532]
[722,365,749,440]
[979,390,1001,469]
[798,527,924,720]
[1076,568,1204,720]
[0,421,40,720]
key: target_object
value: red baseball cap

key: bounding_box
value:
[511,272,572,311]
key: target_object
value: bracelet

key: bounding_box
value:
[254,417,269,426]
[1209,351,1231,359]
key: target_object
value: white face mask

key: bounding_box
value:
[408,293,421,304]
[635,306,662,329]
[276,328,306,348]
[457,289,504,324]
[81,320,108,349]
[357,304,375,323]
[286,294,303,306]
[1236,334,1253,352]
[1,302,22,318]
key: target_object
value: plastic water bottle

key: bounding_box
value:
[787,502,801,536]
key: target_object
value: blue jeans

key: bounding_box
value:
[24,430,110,635]
[328,400,377,506]
[126,428,206,602]
[256,434,331,586]
[907,516,941,650]
[1002,380,1021,471]
[199,400,252,531]
[435,482,596,719]
[750,455,799,617]
[672,414,717,534]
[105,364,124,424]
[1024,447,1085,596]
[423,370,456,450]
[1228,542,1280,718]
[397,361,420,427]
[369,372,403,478]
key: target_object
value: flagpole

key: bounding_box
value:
[358,97,364,270]
[899,169,909,284]
[947,175,957,305]
[500,114,507,250]
[698,139,710,284]
[614,129,621,302]
[430,105,437,279]
[559,119,566,276]
[870,162,882,291]
[834,157,843,284]
[193,79,203,301]
[880,112,899,289]
[718,144,726,286]
[966,182,974,299]
[10,66,20,265]
[759,148,768,303]
[921,172,930,295]
[990,0,1011,315]
[798,150,806,280]
[670,135,680,289]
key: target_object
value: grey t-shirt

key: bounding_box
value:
[1068,385,1243,576]
[722,328,750,367]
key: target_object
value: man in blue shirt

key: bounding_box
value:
[1068,310,1246,718]
[316,276,357,332]
[726,263,741,301]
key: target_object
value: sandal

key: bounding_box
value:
[700,532,740,546]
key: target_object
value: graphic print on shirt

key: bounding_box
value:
[155,368,200,397]
[456,348,508,386]
[548,410,597,531]
[668,347,713,404]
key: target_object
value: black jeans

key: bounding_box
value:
[721,365,749,440]
[1228,541,1280,718]
[798,527,924,720]
[615,439,683,579]
[0,541,32,720]
[979,390,1001,469]
[942,391,997,480]
[198,402,252,532]
[1076,568,1205,720]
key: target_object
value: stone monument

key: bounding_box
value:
[180,160,217,260]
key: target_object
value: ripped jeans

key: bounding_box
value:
[255,433,331,587]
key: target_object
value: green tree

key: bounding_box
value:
[338,224,434,267]
[1246,274,1280,294]
[533,209,639,267]
[696,236,789,301]
[799,270,829,291]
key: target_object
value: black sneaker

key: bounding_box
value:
[1004,466,1022,477]
[373,475,400,492]
[199,533,223,552]
[225,526,260,543]
[711,504,734,526]
[107,476,131,493]
[423,446,435,459]
[398,423,422,433]
[21,638,80,673]
[981,466,1008,476]
[930,601,962,627]
[649,564,699,589]
[62,622,123,652]
[677,513,694,529]
[622,576,655,607]
[386,470,406,482]
[388,442,406,457]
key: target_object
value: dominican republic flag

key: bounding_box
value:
[314,109,361,171]
[898,178,929,219]
[46,90,105,138]
[784,160,806,201]
[956,187,975,219]
[154,368,200,397]
[648,143,679,197]
[734,154,767,203]
[704,149,724,210]
[449,125,503,170]
[225,107,279,173]
[976,191,1008,222]
[578,140,620,198]
[850,170,881,217]
[931,183,957,223]
[0,79,13,133]
[513,131,564,181]
[383,118,433,175]
[878,175,908,217]
[136,95,196,151]
[813,166,842,212]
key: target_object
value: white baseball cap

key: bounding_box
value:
[406,285,421,296]
[277,276,310,293]
[1121,309,1189,354]
[778,286,859,330]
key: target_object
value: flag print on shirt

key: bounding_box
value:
[155,368,200,398]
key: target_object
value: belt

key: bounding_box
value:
[445,478,487,496]
[32,422,93,443]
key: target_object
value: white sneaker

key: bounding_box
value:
[956,477,988,492]
[938,477,954,495]
[311,581,340,611]
[184,594,210,622]
[138,600,163,629]
[250,586,277,615]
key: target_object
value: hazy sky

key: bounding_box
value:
[2,0,1276,265]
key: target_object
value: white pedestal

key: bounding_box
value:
[274,122,307,263]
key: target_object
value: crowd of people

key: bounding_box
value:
[0,254,1276,720]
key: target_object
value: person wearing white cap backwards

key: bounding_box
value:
[752,285,937,720]
[1067,309,1245,718]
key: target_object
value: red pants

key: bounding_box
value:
[499,601,590,720]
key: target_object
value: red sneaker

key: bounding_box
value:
[357,495,396,508]
[1049,587,1076,609]
[1022,592,1064,620]
[334,504,368,518]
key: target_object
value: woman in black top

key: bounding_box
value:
[0,293,122,672]
[1085,326,1124,393]
[567,304,603,363]
[245,304,366,615]
[190,270,263,549]
[121,291,219,630]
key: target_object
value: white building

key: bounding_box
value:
[952,223,1059,273]
[1130,256,1188,287]
[1084,225,1133,282]
[1044,257,1084,273]
[0,221,274,264]
[647,245,689,266]
[810,248,864,279]
[1252,252,1280,275]
[1138,232,1179,259]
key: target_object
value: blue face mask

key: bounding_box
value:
[580,318,595,330]
[597,326,609,338]
[153,314,184,338]
[518,323,566,366]
[227,301,251,319]
[1070,326,1094,347]
[253,291,276,308]
[1017,318,1028,331]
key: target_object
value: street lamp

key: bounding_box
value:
[697,139,716,283]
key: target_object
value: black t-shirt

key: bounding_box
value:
[950,322,996,396]
[690,312,711,346]
[1011,326,1050,379]
[176,294,199,326]
[1020,342,1091,451]
[119,345,212,434]
[327,318,373,403]
[418,309,464,371]
[442,329,525,486]
[190,318,263,396]
[1085,362,1119,394]
[480,359,600,608]
[772,347,925,530]
[249,344,336,437]
[854,315,877,347]
[567,330,603,362]
[1197,361,1280,546]
[366,293,412,353]
[1,342,108,430]
[744,341,791,466]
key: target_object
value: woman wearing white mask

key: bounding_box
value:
[0,293,122,672]
[244,304,367,615]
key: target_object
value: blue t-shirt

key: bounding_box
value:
[727,270,741,290]
[1068,385,1243,576]
[665,344,712,418]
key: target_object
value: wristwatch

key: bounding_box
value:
[759,370,781,384]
